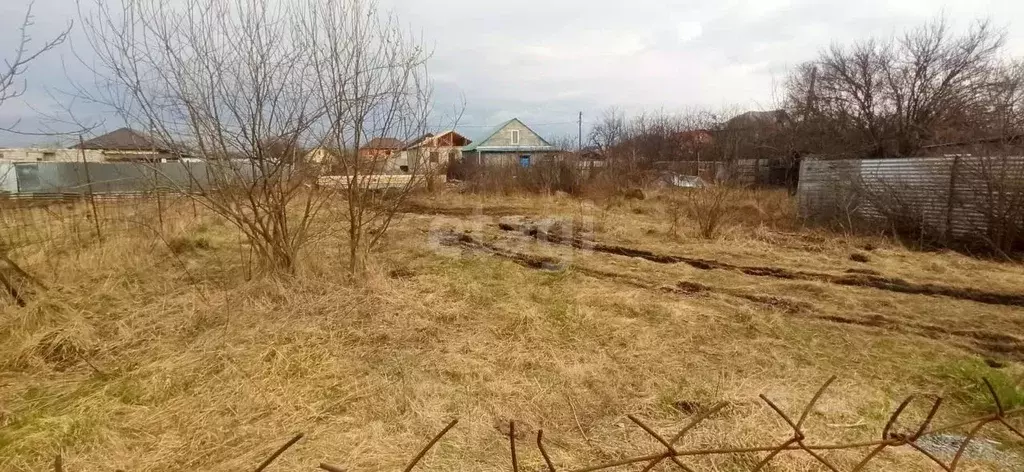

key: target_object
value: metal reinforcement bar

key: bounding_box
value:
[53,377,1024,471]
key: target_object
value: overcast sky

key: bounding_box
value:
[2,0,1024,146]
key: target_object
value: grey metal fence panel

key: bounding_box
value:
[0,163,16,193]
[798,155,1024,239]
[797,159,861,221]
[0,161,261,195]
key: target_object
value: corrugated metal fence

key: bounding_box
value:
[798,155,1024,242]
[0,161,256,195]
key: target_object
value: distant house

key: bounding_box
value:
[72,127,180,162]
[398,130,471,174]
[0,128,179,164]
[358,137,404,161]
[725,110,790,130]
[462,118,560,167]
[677,129,714,161]
[576,147,606,168]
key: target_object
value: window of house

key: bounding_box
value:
[510,129,520,145]
[519,155,531,168]
[429,151,439,163]
[42,152,56,161]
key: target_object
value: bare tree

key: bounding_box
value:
[785,17,1007,158]
[588,107,627,152]
[299,0,431,275]
[0,2,71,305]
[77,0,430,276]
[0,1,72,127]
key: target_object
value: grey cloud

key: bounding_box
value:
[3,0,1024,146]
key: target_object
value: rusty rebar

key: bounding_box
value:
[627,415,696,472]
[760,393,840,472]
[509,421,519,472]
[983,378,1004,416]
[949,418,992,471]
[403,419,459,472]
[254,433,304,472]
[537,430,556,472]
[907,441,955,472]
[637,401,727,472]
[883,395,917,440]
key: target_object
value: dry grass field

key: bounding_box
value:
[2,188,1024,471]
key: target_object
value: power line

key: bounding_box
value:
[448,120,586,128]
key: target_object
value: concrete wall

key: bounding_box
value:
[0,148,170,163]
[0,148,106,162]
[399,146,462,174]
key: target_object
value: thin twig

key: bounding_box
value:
[566,395,592,444]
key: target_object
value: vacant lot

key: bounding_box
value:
[2,189,1024,471]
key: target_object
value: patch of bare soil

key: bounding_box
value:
[402,202,529,217]
[816,314,1024,361]
[498,221,1024,308]
[435,231,566,271]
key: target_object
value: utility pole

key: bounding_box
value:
[578,111,583,151]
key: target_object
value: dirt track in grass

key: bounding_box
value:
[441,229,1024,361]
[495,221,1024,308]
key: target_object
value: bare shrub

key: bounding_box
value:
[457,158,584,196]
[960,153,1024,254]
[676,185,738,240]
[78,0,429,276]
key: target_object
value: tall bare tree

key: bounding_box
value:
[785,17,1007,158]
[0,2,71,306]
[299,0,431,275]
[77,0,430,275]
[1,2,71,125]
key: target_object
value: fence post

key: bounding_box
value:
[78,136,103,241]
[944,155,961,244]
[153,166,164,230]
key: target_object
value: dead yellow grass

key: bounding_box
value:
[1,190,1023,471]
